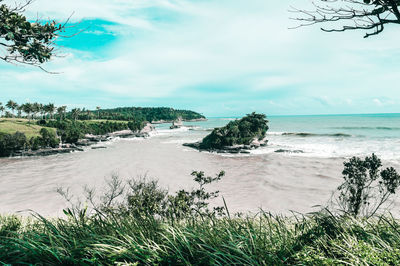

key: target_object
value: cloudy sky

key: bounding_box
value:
[1,0,399,116]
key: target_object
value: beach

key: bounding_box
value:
[1,115,399,216]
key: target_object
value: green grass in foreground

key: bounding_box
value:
[0,118,56,139]
[1,211,400,265]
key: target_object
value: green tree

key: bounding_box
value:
[0,0,66,67]
[0,102,4,117]
[39,103,45,119]
[44,103,56,119]
[31,102,41,120]
[293,0,400,38]
[21,103,33,120]
[57,106,67,120]
[71,108,81,121]
[16,105,22,118]
[336,154,400,217]
[5,100,17,116]
[96,106,101,119]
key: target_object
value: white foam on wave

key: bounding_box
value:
[267,132,285,136]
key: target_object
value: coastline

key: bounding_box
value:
[151,117,207,124]
[5,123,156,158]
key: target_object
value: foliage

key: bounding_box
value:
[75,170,226,221]
[0,0,65,66]
[0,131,27,156]
[335,154,400,217]
[127,119,146,132]
[0,127,58,156]
[292,0,400,38]
[200,112,269,149]
[34,128,59,149]
[41,119,136,144]
[2,173,400,264]
[69,107,206,122]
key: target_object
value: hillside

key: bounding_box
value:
[0,118,56,139]
[66,107,206,122]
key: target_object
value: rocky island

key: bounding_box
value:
[183,112,269,154]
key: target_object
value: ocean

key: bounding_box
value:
[160,113,400,161]
[0,113,399,216]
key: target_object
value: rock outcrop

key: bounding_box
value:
[183,137,268,154]
[170,118,183,129]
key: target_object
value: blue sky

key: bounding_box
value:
[0,0,399,117]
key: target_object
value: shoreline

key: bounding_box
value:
[6,123,156,158]
[151,118,207,124]
[183,137,268,154]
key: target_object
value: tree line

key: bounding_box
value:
[0,100,66,120]
[0,100,205,122]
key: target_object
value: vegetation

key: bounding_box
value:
[333,153,400,218]
[0,100,205,154]
[40,119,132,144]
[1,164,400,265]
[71,107,206,122]
[0,118,55,139]
[0,0,66,67]
[293,0,400,38]
[0,127,59,156]
[0,100,204,123]
[199,112,268,149]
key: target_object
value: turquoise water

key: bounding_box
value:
[156,113,400,161]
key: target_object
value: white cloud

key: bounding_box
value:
[1,0,400,116]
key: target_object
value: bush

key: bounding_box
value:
[0,132,27,156]
[335,154,400,217]
[3,172,400,264]
[39,128,59,148]
[42,119,140,144]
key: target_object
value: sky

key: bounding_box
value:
[0,0,400,117]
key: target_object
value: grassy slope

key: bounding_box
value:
[0,119,129,138]
[0,118,56,139]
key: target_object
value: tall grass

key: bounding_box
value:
[0,212,400,265]
[2,210,400,264]
[2,172,400,265]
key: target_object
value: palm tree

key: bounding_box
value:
[44,103,56,119]
[71,108,81,121]
[39,103,45,119]
[57,106,67,120]
[0,102,4,117]
[22,103,33,121]
[32,102,41,120]
[17,105,23,118]
[6,100,18,117]
[96,106,101,120]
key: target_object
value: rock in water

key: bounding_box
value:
[183,113,269,154]
[170,117,183,129]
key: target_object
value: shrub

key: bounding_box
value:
[335,154,400,217]
[39,128,59,148]
[59,171,226,222]
[0,132,27,156]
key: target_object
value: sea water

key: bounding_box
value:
[160,113,400,161]
[0,113,399,216]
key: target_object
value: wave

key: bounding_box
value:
[281,132,352,137]
[332,126,400,130]
[274,149,304,154]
